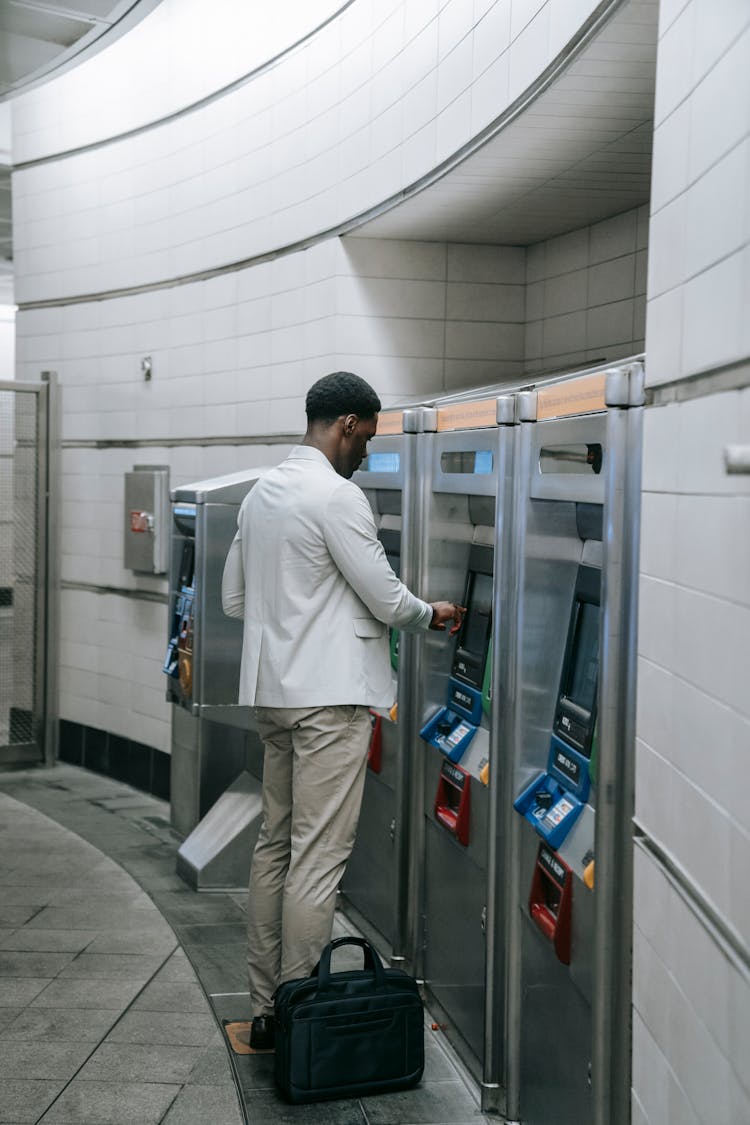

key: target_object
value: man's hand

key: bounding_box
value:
[429,602,467,635]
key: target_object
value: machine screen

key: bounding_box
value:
[460,572,493,658]
[564,600,599,713]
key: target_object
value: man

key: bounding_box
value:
[222,371,464,1050]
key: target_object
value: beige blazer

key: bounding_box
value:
[221,445,431,708]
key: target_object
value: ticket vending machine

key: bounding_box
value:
[497,363,643,1125]
[166,468,272,890]
[341,409,421,961]
[414,399,504,1079]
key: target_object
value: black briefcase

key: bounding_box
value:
[274,936,424,1104]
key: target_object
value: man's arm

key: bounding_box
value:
[324,484,462,633]
[221,532,245,619]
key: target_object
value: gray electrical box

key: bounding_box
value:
[124,464,170,574]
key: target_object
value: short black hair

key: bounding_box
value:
[305,372,381,425]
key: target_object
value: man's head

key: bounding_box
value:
[304,372,381,478]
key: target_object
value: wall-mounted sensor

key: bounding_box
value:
[141,356,153,381]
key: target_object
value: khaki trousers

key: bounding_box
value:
[246,704,371,1015]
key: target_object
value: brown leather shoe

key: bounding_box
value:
[249,1014,275,1051]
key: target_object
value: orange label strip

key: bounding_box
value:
[536,373,607,421]
[436,399,497,431]
[376,411,404,436]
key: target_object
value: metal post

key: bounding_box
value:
[392,423,417,965]
[591,368,643,1125]
[500,400,537,1124]
[40,371,61,767]
[481,396,518,1116]
[393,410,434,973]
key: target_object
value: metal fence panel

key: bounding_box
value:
[0,384,44,762]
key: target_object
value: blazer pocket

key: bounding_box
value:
[352,618,385,639]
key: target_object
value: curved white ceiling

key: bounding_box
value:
[351,0,657,245]
[0,0,163,99]
[10,0,350,152]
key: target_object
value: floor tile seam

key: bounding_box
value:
[164,927,250,1125]
[25,944,189,1125]
[21,782,247,1124]
[0,782,181,946]
[0,791,166,904]
[0,779,237,1122]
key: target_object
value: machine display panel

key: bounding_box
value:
[563,600,599,714]
[553,565,601,756]
[462,572,492,656]
[363,452,400,473]
[453,570,492,689]
[379,529,401,579]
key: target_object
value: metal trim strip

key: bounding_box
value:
[634,828,750,982]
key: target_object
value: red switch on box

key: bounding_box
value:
[528,842,573,964]
[434,760,471,846]
[130,510,153,533]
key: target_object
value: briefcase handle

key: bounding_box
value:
[315,936,386,991]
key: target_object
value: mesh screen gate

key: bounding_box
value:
[0,377,56,766]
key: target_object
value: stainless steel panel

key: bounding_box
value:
[423,817,487,1073]
[172,468,272,506]
[341,766,397,949]
[170,705,264,839]
[511,413,600,1125]
[590,398,643,1125]
[483,413,519,1116]
[507,391,641,1125]
[123,465,169,574]
[167,468,267,718]
[519,822,593,1125]
[530,415,606,505]
[353,434,405,492]
[431,428,498,497]
[176,770,264,891]
[417,425,499,1074]
[346,430,413,963]
[194,501,246,708]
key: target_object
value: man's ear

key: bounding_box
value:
[343,413,358,435]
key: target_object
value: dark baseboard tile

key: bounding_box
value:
[58,719,170,801]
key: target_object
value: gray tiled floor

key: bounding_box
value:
[0,764,498,1124]
[0,774,240,1125]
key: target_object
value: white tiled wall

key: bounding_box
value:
[0,307,14,379]
[632,849,750,1125]
[647,1,750,386]
[17,234,528,751]
[11,0,604,303]
[524,206,648,375]
[634,1,750,1121]
[15,188,650,755]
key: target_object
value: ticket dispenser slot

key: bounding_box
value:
[514,565,600,848]
[434,759,471,846]
[421,544,493,763]
[529,843,573,964]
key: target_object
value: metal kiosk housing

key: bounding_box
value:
[167,468,270,890]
